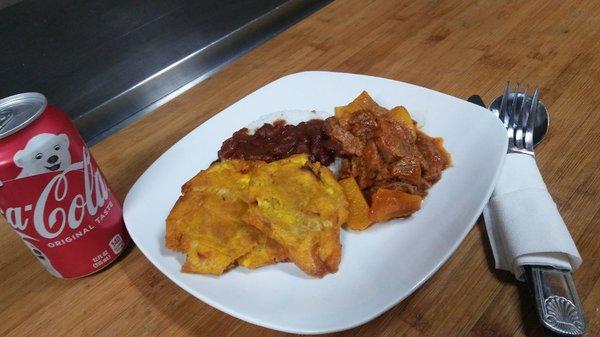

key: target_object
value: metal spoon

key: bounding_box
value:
[468,93,549,147]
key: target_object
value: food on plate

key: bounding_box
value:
[369,188,423,223]
[325,91,450,223]
[218,119,343,165]
[334,90,388,120]
[165,90,450,277]
[338,177,372,230]
[244,155,348,277]
[166,154,348,277]
[388,106,416,137]
[415,131,451,184]
[166,160,287,275]
[237,235,289,269]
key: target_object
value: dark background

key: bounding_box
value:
[1,0,288,118]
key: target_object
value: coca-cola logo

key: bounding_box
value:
[3,147,109,239]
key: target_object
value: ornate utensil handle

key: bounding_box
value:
[524,266,586,335]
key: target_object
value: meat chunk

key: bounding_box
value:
[374,115,417,162]
[324,117,364,156]
[342,141,385,190]
[349,110,378,142]
[389,155,422,186]
[416,130,451,184]
[339,158,353,179]
[368,180,422,196]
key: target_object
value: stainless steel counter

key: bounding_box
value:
[0,0,330,144]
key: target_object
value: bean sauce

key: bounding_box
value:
[218,119,343,165]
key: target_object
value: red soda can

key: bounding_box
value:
[0,93,130,278]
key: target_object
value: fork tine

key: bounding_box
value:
[507,82,519,147]
[525,87,541,151]
[515,84,530,149]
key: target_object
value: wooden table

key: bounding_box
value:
[2,1,598,336]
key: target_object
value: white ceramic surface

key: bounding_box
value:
[123,71,507,334]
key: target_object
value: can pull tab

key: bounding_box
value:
[0,109,14,131]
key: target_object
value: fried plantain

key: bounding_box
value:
[166,160,287,275]
[244,154,348,277]
[237,235,288,269]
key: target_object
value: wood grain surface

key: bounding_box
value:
[1,0,598,336]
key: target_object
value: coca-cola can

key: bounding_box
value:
[0,93,130,278]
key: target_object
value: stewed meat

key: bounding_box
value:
[324,107,450,203]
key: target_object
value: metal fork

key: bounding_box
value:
[498,82,586,336]
[498,82,540,156]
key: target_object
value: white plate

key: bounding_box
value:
[123,71,507,334]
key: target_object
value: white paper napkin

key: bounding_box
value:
[483,153,582,280]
